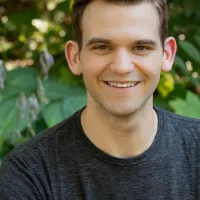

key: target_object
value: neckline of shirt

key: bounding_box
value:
[74,106,165,167]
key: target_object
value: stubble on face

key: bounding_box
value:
[79,1,164,118]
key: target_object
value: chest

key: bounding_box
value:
[50,159,196,200]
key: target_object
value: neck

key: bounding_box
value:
[81,97,158,158]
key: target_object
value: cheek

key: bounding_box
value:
[135,57,163,79]
[81,56,109,78]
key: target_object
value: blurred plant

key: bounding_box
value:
[28,94,40,122]
[17,93,28,119]
[39,48,54,80]
[157,72,175,98]
[0,60,6,101]
[0,0,200,163]
[37,76,49,104]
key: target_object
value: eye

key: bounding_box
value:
[93,45,110,50]
[132,45,152,55]
[135,46,148,51]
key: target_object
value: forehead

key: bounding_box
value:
[81,1,160,44]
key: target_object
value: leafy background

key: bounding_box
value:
[0,0,200,163]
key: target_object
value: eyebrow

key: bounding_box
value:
[133,39,157,46]
[86,37,111,46]
[86,37,157,46]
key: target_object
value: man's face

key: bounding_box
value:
[78,1,166,116]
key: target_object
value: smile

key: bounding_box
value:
[106,81,139,88]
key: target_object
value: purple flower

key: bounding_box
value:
[0,60,6,90]
[17,93,28,119]
[39,48,54,78]
[28,94,40,121]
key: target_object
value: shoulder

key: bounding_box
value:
[0,108,83,198]
[157,106,200,129]
[4,108,83,166]
[156,106,200,147]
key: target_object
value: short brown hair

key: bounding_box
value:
[72,0,168,49]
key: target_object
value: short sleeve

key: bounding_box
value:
[0,152,44,200]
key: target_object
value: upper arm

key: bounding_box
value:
[0,152,46,200]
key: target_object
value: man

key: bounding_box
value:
[0,0,200,199]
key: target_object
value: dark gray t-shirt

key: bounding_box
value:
[0,106,200,200]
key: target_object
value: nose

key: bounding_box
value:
[110,49,135,74]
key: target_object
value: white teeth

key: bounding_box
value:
[108,82,137,88]
[117,83,122,87]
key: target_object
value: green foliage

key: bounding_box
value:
[169,91,200,119]
[0,68,87,160]
[0,0,200,162]
[179,41,200,63]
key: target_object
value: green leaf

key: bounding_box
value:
[5,67,38,91]
[169,91,200,119]
[2,68,38,102]
[0,37,13,53]
[7,9,38,32]
[0,138,13,158]
[189,76,199,87]
[1,88,19,102]
[0,98,18,140]
[56,0,73,14]
[173,56,188,75]
[63,93,87,119]
[154,96,173,112]
[68,86,86,96]
[183,0,195,18]
[179,41,200,63]
[42,101,64,128]
[0,96,32,142]
[168,82,187,100]
[43,78,70,101]
[195,33,200,47]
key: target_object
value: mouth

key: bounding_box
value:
[105,81,141,88]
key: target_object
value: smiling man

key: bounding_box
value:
[66,0,177,159]
[0,0,200,199]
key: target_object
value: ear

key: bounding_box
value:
[162,37,177,72]
[65,41,82,75]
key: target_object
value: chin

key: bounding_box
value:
[101,103,142,117]
[88,90,153,117]
[99,95,154,117]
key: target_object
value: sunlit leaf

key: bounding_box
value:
[0,37,13,53]
[157,73,175,98]
[32,19,49,33]
[169,91,200,119]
